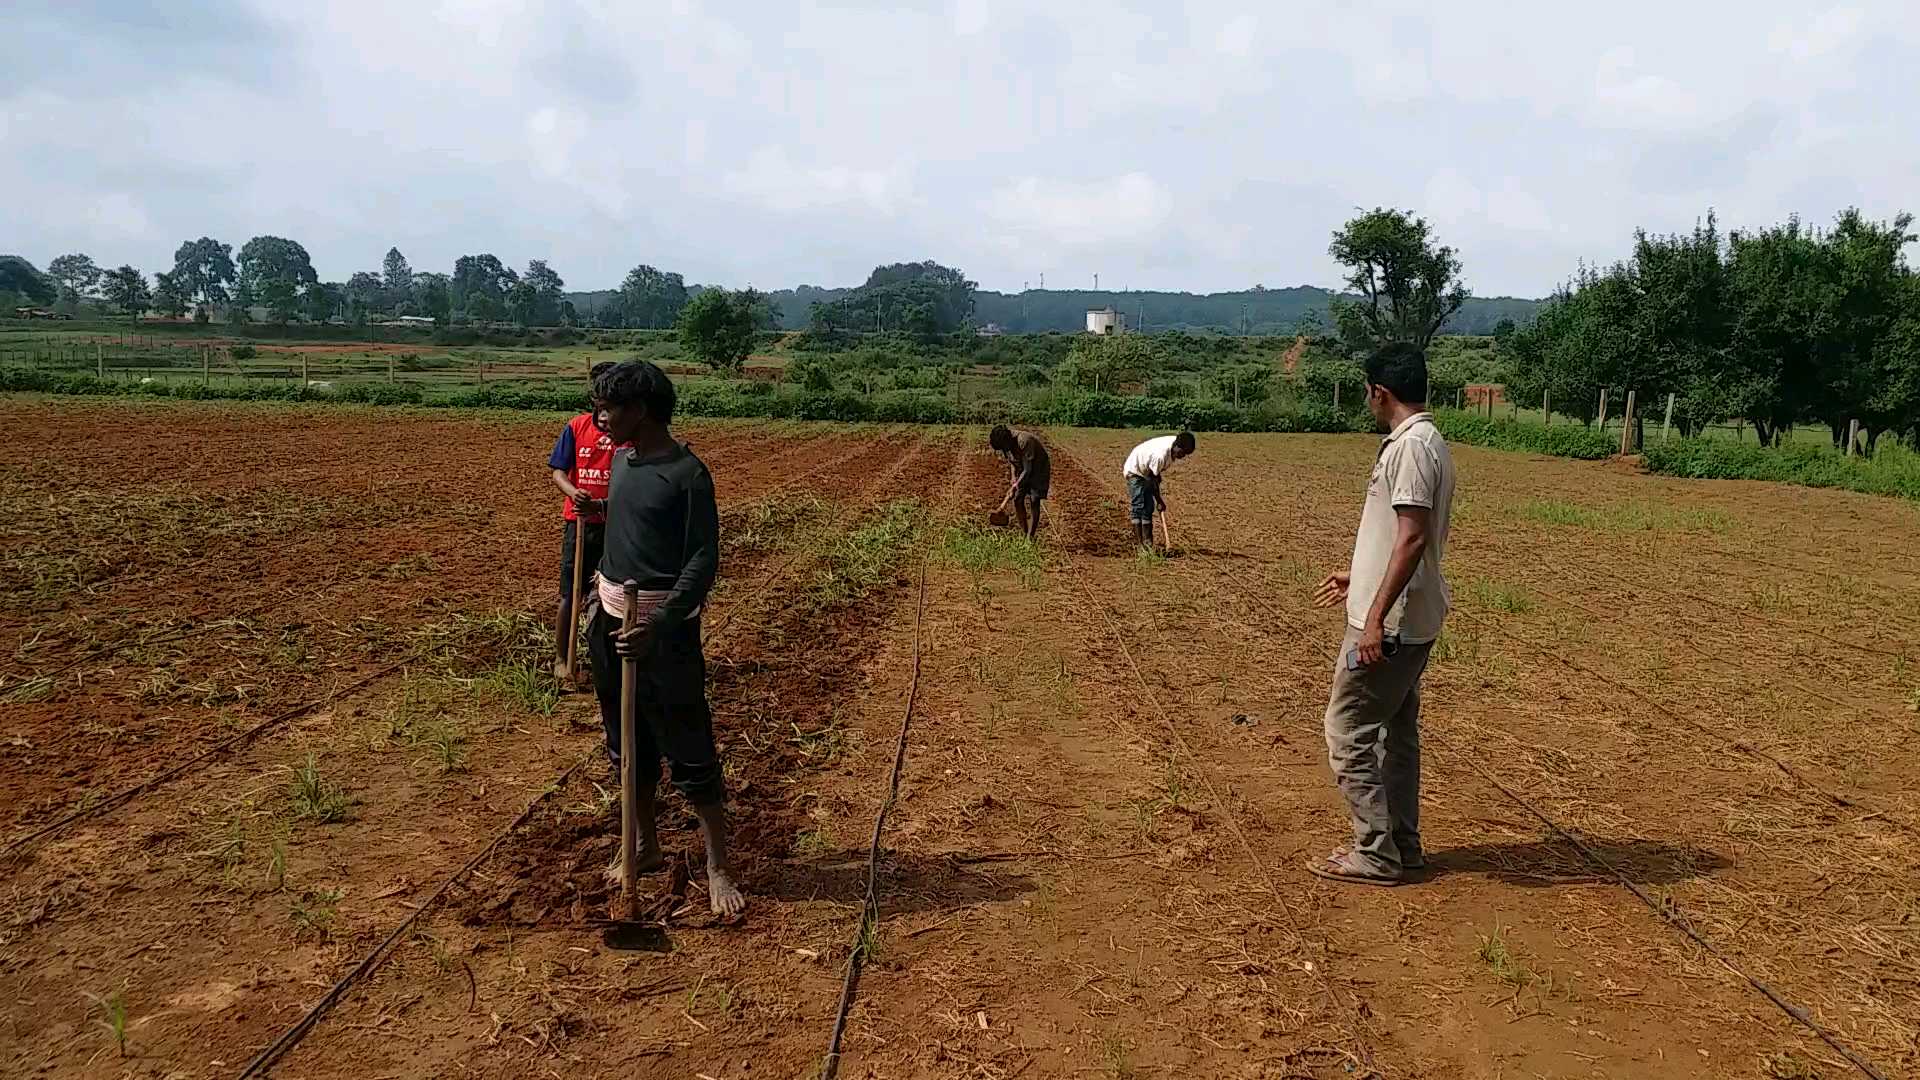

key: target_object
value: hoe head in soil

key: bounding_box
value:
[987,509,1011,527]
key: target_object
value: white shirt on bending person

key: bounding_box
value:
[1123,435,1181,481]
[1345,411,1454,644]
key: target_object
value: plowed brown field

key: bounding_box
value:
[2,401,1914,1080]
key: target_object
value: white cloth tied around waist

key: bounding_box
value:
[595,574,699,623]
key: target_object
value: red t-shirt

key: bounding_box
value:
[550,413,615,523]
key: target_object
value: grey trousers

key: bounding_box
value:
[1323,626,1434,876]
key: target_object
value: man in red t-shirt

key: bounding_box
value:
[549,362,617,681]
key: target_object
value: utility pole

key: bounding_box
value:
[1093,273,1099,291]
[1038,272,1045,290]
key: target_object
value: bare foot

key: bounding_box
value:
[603,844,664,886]
[707,863,747,917]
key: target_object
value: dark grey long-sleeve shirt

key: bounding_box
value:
[600,442,719,633]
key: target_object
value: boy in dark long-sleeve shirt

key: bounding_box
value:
[587,360,743,917]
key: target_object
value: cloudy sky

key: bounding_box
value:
[4,1,1914,298]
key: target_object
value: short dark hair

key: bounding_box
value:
[989,424,1014,449]
[594,359,676,423]
[590,361,616,383]
[1173,430,1196,453]
[1364,343,1428,404]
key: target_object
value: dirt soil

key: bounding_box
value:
[2,401,1916,1080]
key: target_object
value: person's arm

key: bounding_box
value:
[1353,507,1431,665]
[1353,443,1440,665]
[548,426,582,500]
[645,470,720,632]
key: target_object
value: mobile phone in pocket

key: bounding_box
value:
[1344,634,1402,671]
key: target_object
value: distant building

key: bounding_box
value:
[1465,383,1506,408]
[975,322,1005,337]
[1086,308,1125,335]
[377,315,436,328]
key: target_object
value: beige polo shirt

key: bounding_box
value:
[1346,412,1454,644]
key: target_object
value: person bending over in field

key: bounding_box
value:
[587,359,745,917]
[1121,430,1195,551]
[548,361,618,683]
[989,424,1050,540]
[1310,342,1454,887]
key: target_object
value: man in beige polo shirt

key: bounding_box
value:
[1310,342,1455,885]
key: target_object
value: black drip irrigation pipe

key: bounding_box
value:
[2,639,463,859]
[228,541,859,1076]
[1211,558,1892,1080]
[1058,549,1385,1078]
[820,559,926,1080]
[235,748,599,1079]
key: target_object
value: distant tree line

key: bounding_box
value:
[1504,209,1920,449]
[3,240,592,331]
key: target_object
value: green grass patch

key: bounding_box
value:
[286,753,351,823]
[475,657,558,717]
[1465,578,1534,613]
[809,500,924,603]
[938,521,1045,584]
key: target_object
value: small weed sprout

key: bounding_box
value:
[83,987,130,1058]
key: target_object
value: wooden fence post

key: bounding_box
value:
[96,343,104,380]
[1619,390,1637,455]
[1847,419,1860,457]
[1597,388,1608,431]
[1332,380,1339,411]
[1543,389,1551,427]
[301,353,309,385]
[1662,393,1676,442]
[388,353,396,384]
[480,359,487,385]
[201,346,210,384]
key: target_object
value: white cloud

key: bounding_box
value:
[722,146,913,217]
[85,193,152,240]
[1770,6,1866,60]
[3,0,1917,297]
[983,173,1172,248]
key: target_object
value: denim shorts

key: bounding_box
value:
[1127,475,1158,524]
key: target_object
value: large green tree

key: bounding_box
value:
[0,256,56,306]
[415,272,452,326]
[523,259,565,325]
[1328,208,1468,351]
[47,253,101,309]
[345,271,385,325]
[99,265,152,323]
[676,289,758,373]
[152,271,190,318]
[617,264,689,328]
[451,254,517,319]
[170,238,237,320]
[809,260,977,335]
[382,248,414,314]
[237,236,318,323]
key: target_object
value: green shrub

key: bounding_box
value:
[230,344,258,361]
[1435,412,1615,459]
[1643,438,1920,499]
